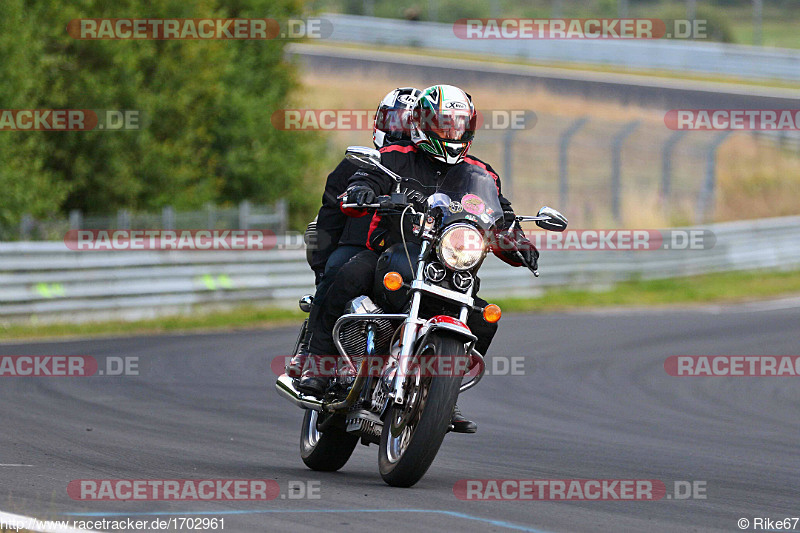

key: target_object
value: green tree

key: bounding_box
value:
[0,0,324,235]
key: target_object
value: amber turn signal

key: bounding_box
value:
[482,304,502,323]
[383,271,404,291]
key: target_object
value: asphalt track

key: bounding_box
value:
[287,43,800,110]
[1,304,798,532]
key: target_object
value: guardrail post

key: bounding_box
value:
[502,128,516,201]
[559,117,589,209]
[696,131,732,223]
[276,198,288,234]
[205,202,216,229]
[611,121,640,224]
[69,209,83,230]
[661,130,687,207]
[239,200,251,230]
[427,0,438,22]
[19,214,34,240]
[117,209,130,230]
[618,0,629,18]
[753,0,763,46]
[161,206,175,230]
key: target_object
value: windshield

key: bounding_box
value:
[426,163,503,230]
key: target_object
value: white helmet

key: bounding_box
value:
[373,87,422,148]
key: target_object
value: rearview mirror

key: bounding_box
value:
[535,206,568,232]
[344,145,404,189]
[345,146,381,170]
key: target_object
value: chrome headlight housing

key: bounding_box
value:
[436,224,486,271]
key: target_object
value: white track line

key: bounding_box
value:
[0,510,98,533]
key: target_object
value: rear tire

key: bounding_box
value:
[300,410,358,472]
[378,333,465,487]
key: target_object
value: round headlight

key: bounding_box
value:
[436,224,486,271]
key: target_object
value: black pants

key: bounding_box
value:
[308,249,497,356]
[307,245,365,340]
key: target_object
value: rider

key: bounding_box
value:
[298,85,539,433]
[287,87,422,378]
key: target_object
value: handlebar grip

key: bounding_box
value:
[341,203,380,209]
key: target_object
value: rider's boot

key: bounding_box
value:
[286,338,310,378]
[450,404,477,433]
[297,354,330,397]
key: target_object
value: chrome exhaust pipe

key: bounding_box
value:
[275,374,324,411]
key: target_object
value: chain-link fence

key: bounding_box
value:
[474,113,800,229]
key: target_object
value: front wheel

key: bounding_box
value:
[300,410,358,472]
[378,333,465,487]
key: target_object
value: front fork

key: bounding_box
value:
[388,241,472,406]
[358,323,378,405]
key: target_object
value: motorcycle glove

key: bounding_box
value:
[492,229,539,271]
[516,235,539,272]
[343,185,376,207]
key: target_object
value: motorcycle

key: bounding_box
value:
[276,146,568,487]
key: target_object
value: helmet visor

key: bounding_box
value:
[375,108,412,137]
[417,109,476,143]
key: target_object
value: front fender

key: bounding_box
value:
[418,315,477,344]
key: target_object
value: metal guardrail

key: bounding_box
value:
[12,200,288,242]
[2,216,800,323]
[321,14,800,82]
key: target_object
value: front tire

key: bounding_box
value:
[378,333,465,487]
[300,410,358,472]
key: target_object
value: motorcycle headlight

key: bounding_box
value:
[436,224,486,271]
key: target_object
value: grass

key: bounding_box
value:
[0,305,305,342]
[494,268,800,312]
[2,268,800,342]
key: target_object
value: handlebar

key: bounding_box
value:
[341,203,382,209]
[341,194,414,213]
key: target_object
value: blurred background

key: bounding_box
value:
[1,0,799,324]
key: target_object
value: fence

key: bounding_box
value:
[474,110,800,230]
[2,216,799,323]
[290,40,800,230]
[494,116,739,226]
[13,200,288,241]
[321,14,800,82]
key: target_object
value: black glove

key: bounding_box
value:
[515,235,539,272]
[343,185,376,207]
[492,229,539,272]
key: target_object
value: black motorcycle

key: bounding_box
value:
[277,146,567,487]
